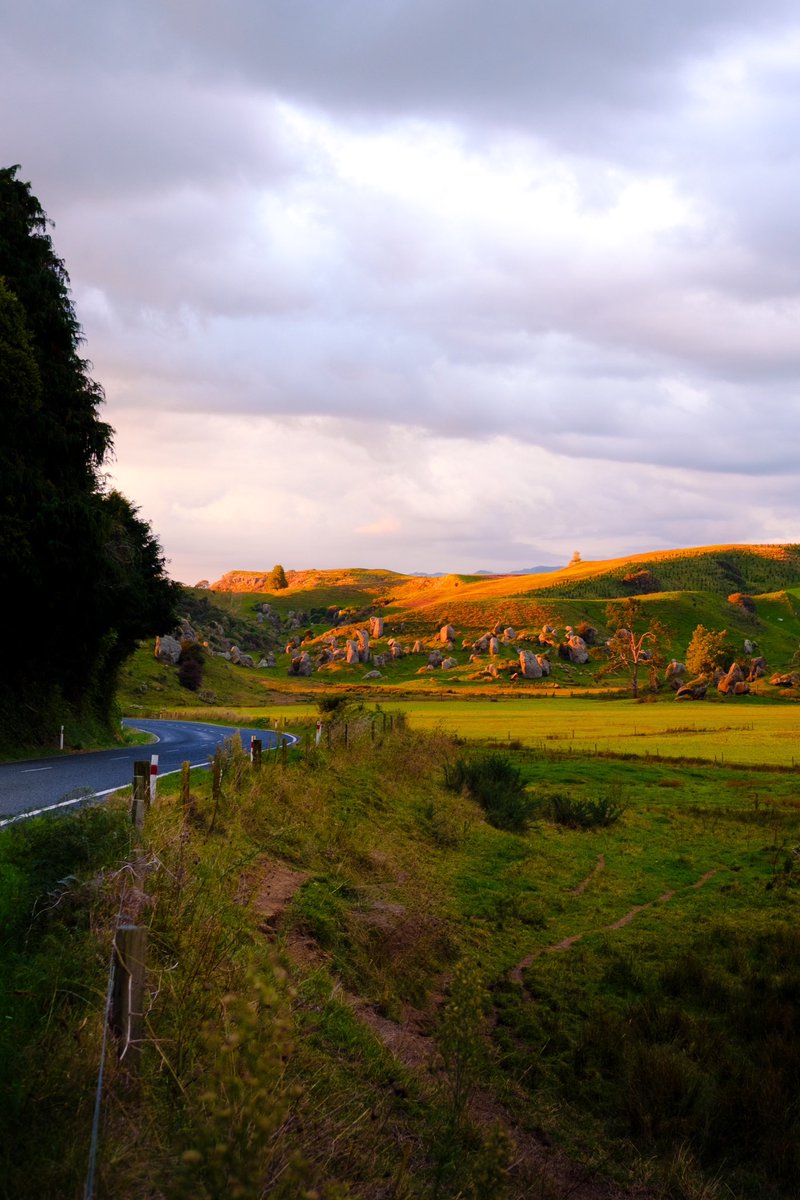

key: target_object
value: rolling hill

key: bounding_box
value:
[118,544,800,710]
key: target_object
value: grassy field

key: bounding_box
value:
[144,694,800,768]
[4,719,800,1198]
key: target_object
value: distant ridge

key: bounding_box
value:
[472,566,559,576]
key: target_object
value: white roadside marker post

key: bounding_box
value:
[150,754,159,805]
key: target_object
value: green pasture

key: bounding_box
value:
[143,694,800,767]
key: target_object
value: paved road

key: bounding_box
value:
[0,718,298,827]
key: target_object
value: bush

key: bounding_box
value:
[445,751,537,832]
[545,788,625,829]
[178,640,205,691]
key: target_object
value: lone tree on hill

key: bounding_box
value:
[603,597,668,698]
[270,563,288,590]
[0,165,178,744]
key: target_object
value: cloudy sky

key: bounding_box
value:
[3,1,800,583]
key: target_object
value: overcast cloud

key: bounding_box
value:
[3,1,800,581]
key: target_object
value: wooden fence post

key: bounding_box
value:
[112,924,147,1071]
[181,761,191,813]
[251,737,262,768]
[132,762,149,828]
[280,738,287,767]
[208,750,223,833]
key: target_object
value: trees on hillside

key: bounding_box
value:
[0,165,178,743]
[685,624,734,679]
[604,597,668,698]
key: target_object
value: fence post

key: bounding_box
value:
[132,762,149,828]
[251,737,262,768]
[111,924,147,1071]
[281,738,287,767]
[208,750,223,834]
[149,754,159,806]
[180,761,191,813]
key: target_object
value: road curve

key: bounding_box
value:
[0,718,298,827]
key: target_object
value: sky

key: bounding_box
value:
[3,1,800,584]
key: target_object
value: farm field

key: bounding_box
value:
[150,695,800,767]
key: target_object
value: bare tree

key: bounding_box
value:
[604,598,668,698]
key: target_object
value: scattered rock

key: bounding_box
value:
[440,624,456,643]
[288,652,312,677]
[770,672,799,687]
[675,682,708,700]
[566,635,589,664]
[428,650,443,668]
[441,657,457,670]
[665,660,686,687]
[519,650,542,679]
[369,615,384,638]
[155,635,181,665]
[717,662,744,694]
[363,670,382,679]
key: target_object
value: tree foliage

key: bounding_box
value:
[685,624,733,678]
[0,166,178,744]
[269,563,288,590]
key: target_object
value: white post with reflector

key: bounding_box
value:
[315,720,322,746]
[150,754,159,804]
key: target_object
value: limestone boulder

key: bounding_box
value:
[770,672,799,687]
[717,662,744,694]
[428,650,443,668]
[665,660,686,686]
[356,629,370,663]
[675,682,708,700]
[566,635,589,665]
[258,653,276,668]
[748,656,767,681]
[346,639,360,665]
[440,624,456,643]
[155,635,181,665]
[537,655,551,676]
[288,652,312,677]
[489,637,500,656]
[369,616,384,638]
[519,650,542,679]
[441,657,457,670]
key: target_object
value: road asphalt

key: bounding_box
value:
[0,718,298,827]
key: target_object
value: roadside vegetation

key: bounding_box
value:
[4,712,800,1198]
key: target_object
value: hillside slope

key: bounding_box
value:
[118,545,800,711]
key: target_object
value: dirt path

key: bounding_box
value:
[243,855,659,1199]
[512,868,719,985]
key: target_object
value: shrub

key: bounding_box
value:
[445,751,537,832]
[178,641,205,691]
[545,788,625,829]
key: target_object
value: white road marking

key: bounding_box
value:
[21,767,52,773]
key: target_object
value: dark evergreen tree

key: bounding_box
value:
[0,166,178,744]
